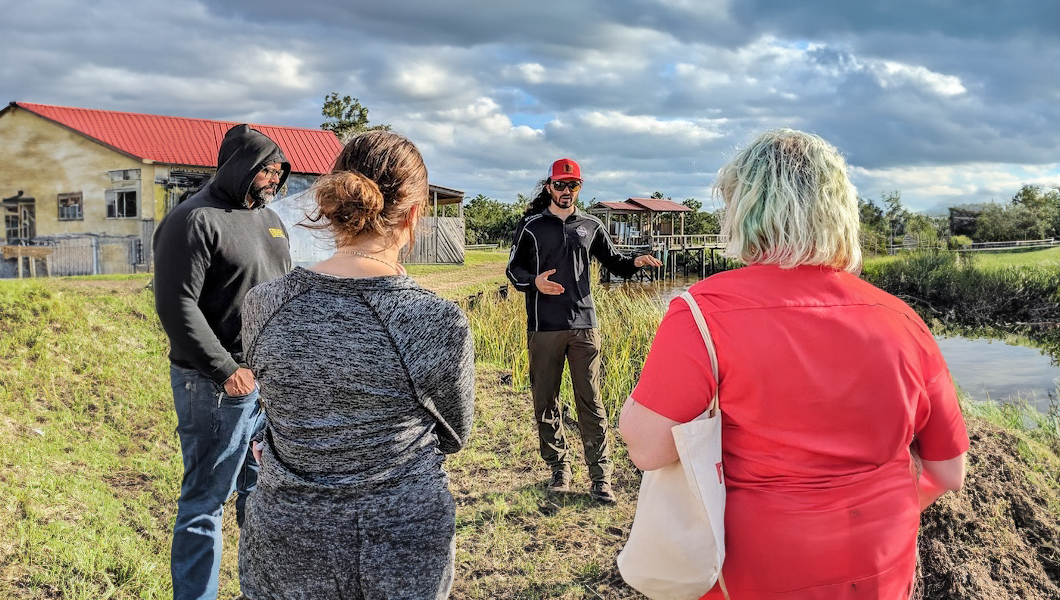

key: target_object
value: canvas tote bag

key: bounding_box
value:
[617,291,728,600]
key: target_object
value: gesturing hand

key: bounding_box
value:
[634,254,663,268]
[535,269,565,295]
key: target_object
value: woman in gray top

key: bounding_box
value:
[238,131,475,600]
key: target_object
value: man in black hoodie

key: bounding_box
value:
[153,124,291,600]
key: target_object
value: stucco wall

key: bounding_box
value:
[0,106,153,239]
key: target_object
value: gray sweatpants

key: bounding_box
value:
[238,482,456,600]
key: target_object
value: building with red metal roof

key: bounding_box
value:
[0,102,465,276]
[7,102,343,174]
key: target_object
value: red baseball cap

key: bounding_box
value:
[550,158,582,181]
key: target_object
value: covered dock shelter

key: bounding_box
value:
[587,197,694,247]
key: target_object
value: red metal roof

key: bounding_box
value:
[593,198,694,212]
[628,198,694,212]
[594,200,643,211]
[9,101,342,174]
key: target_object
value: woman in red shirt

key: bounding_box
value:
[620,129,968,599]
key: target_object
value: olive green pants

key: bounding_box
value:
[527,328,612,483]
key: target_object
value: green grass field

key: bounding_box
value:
[864,245,1060,271]
[405,249,511,300]
[967,246,1060,269]
[3,248,1060,598]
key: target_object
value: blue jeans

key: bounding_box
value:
[170,364,264,600]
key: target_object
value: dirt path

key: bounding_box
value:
[409,261,509,298]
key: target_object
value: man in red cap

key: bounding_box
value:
[506,158,662,504]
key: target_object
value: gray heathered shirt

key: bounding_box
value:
[241,267,475,495]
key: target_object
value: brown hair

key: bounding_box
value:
[304,130,428,248]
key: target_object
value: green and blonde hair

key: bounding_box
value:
[714,129,861,272]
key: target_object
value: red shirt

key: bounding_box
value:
[631,264,969,599]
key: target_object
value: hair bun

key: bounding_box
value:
[313,170,385,235]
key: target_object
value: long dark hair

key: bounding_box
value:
[524,179,551,216]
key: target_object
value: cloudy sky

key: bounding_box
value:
[3,0,1059,214]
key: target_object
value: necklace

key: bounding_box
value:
[334,249,402,274]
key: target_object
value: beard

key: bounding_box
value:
[551,195,574,209]
[248,181,279,207]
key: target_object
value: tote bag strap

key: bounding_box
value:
[678,291,729,599]
[679,291,720,415]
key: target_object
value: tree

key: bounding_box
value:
[858,197,886,236]
[680,198,721,235]
[906,213,941,246]
[883,191,909,243]
[463,195,523,245]
[973,202,1047,242]
[1011,184,1060,237]
[320,93,391,142]
[857,196,888,255]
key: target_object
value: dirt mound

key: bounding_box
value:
[915,418,1060,599]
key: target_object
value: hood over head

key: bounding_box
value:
[210,124,290,208]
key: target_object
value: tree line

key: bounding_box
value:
[859,185,1060,251]
[463,192,722,246]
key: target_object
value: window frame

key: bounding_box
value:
[105,188,139,219]
[57,192,84,221]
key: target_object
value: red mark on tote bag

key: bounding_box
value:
[716,462,724,484]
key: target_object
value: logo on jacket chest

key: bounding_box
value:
[268,227,286,239]
[575,225,588,238]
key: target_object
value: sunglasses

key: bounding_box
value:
[259,167,284,180]
[551,180,582,192]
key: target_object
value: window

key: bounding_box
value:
[4,211,18,242]
[105,189,138,218]
[58,192,83,221]
[108,168,141,182]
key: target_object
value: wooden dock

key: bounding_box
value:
[607,234,728,281]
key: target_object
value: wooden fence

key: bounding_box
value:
[889,238,1060,254]
[403,216,465,264]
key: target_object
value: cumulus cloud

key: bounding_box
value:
[2,0,1059,212]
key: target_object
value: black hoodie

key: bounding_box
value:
[153,124,293,384]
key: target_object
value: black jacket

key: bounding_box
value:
[506,208,639,331]
[153,124,293,384]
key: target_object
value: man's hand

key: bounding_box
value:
[634,254,663,268]
[535,269,565,295]
[224,367,256,396]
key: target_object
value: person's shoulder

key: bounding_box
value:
[376,284,470,346]
[521,212,547,227]
[259,205,285,221]
[840,272,926,321]
[688,266,746,293]
[246,270,299,303]
[399,283,466,318]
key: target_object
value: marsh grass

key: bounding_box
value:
[862,250,1060,326]
[468,279,666,422]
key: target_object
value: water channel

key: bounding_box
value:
[604,277,1060,414]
